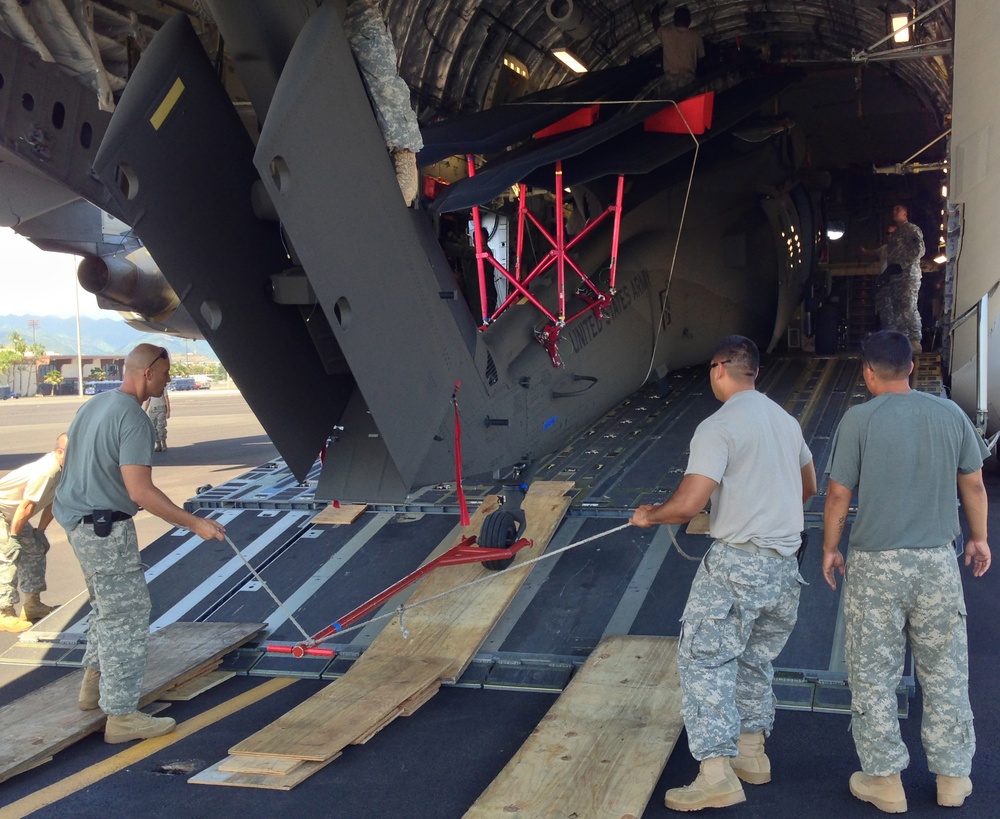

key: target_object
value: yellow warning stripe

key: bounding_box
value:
[0,677,297,819]
[150,77,185,131]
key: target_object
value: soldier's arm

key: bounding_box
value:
[9,499,37,536]
[631,473,717,527]
[822,479,852,590]
[957,469,990,576]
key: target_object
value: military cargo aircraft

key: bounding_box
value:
[0,1,963,506]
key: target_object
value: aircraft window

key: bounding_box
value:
[115,162,138,200]
[52,101,65,129]
[21,93,34,112]
[333,297,352,329]
[80,121,93,149]
[269,156,291,193]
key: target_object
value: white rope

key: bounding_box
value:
[224,534,312,641]
[667,524,708,562]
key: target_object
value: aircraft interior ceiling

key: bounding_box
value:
[1,0,953,133]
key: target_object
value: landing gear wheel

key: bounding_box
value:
[479,510,519,571]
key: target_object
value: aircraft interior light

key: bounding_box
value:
[552,48,588,74]
[941,184,948,198]
[826,221,846,241]
[934,253,948,264]
[890,13,910,44]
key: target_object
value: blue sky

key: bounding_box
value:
[1,228,116,320]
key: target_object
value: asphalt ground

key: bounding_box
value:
[0,391,997,818]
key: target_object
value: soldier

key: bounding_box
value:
[53,344,225,744]
[344,0,423,206]
[142,390,170,451]
[0,433,67,631]
[823,330,990,812]
[881,204,925,352]
[631,335,816,812]
[652,5,705,92]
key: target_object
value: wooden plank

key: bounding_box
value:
[398,681,441,717]
[465,635,683,819]
[229,654,443,759]
[161,669,237,701]
[0,621,264,784]
[218,755,304,776]
[221,482,573,779]
[362,480,575,683]
[311,503,368,525]
[190,753,340,790]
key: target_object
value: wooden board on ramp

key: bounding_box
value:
[192,481,575,790]
[465,635,683,819]
[0,621,264,784]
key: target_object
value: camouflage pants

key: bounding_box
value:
[67,519,151,715]
[844,545,975,777]
[876,268,921,344]
[677,542,802,760]
[147,408,167,444]
[0,517,48,608]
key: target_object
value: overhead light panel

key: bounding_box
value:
[891,13,911,43]
[552,48,588,74]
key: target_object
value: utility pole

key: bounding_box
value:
[27,319,39,346]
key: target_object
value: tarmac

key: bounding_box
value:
[0,388,997,819]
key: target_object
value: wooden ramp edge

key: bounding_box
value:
[0,621,264,784]
[194,481,574,790]
[464,635,683,819]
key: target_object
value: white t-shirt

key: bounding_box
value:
[0,451,63,524]
[686,389,812,554]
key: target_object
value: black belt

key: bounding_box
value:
[81,512,132,525]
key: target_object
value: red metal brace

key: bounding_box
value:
[266,533,534,658]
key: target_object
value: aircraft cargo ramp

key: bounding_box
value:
[2,355,946,715]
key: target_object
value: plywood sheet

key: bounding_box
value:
[190,753,340,790]
[465,635,683,819]
[161,669,237,701]
[361,481,575,683]
[311,503,368,525]
[217,482,574,782]
[230,654,443,759]
[0,622,264,784]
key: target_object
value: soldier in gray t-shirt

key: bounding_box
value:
[823,330,991,812]
[54,344,227,745]
[631,335,816,812]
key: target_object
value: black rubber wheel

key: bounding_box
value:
[478,510,519,571]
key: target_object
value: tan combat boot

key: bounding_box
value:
[0,606,31,633]
[664,756,746,812]
[937,775,972,807]
[730,730,771,784]
[20,592,55,621]
[79,667,101,711]
[849,771,907,813]
[104,711,176,744]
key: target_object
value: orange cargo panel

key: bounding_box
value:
[534,104,600,139]
[643,91,715,135]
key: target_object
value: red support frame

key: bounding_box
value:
[266,533,535,658]
[464,156,626,366]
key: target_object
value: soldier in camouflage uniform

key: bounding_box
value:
[823,330,991,812]
[878,205,924,352]
[632,335,816,812]
[344,0,423,206]
[54,344,226,744]
[0,434,67,630]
